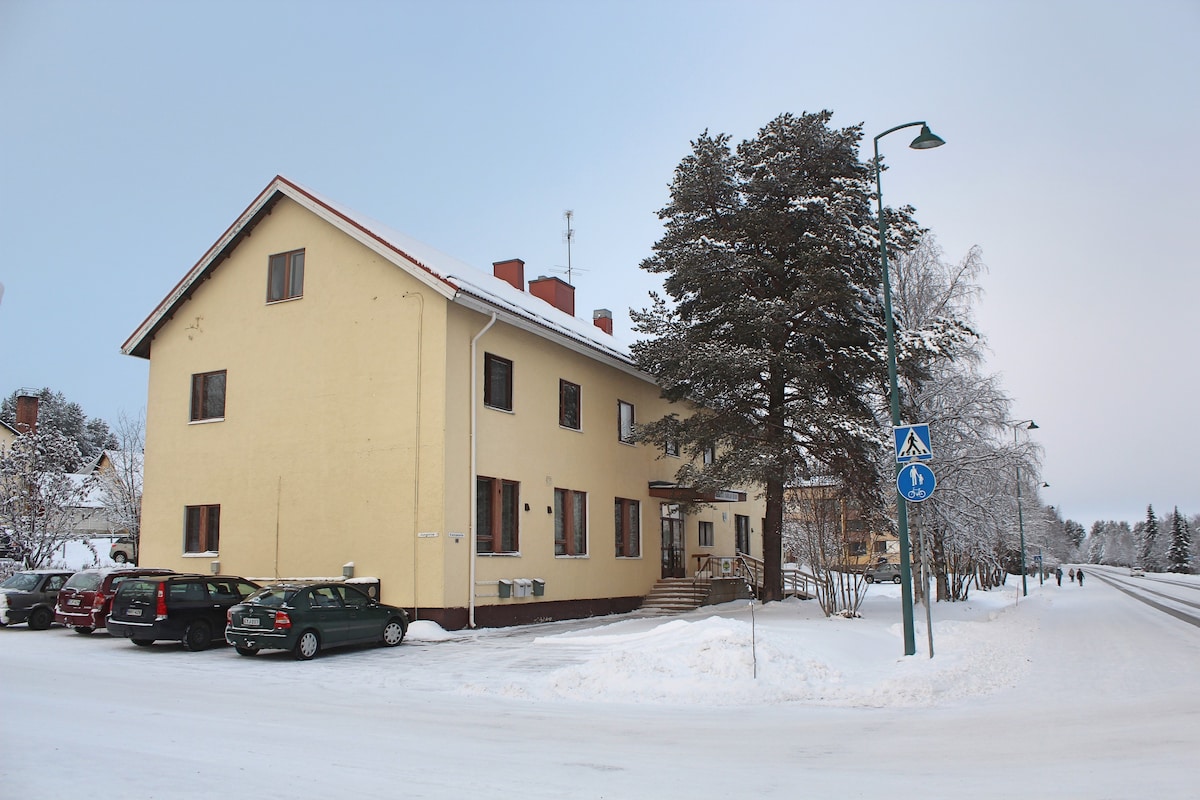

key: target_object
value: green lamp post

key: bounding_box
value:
[873,121,945,657]
[1010,419,1039,597]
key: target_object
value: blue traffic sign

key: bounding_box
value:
[894,424,932,463]
[897,462,936,502]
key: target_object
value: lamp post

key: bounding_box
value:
[874,121,945,656]
[1009,420,1038,597]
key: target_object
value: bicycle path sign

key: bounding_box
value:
[894,424,932,463]
[897,462,936,503]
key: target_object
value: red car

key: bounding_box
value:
[55,567,174,634]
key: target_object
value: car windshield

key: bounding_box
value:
[1,573,41,591]
[246,587,298,608]
[64,572,103,591]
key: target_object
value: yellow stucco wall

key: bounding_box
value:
[139,197,450,603]
[136,193,765,618]
[444,303,763,610]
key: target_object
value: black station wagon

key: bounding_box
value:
[107,574,260,650]
[226,581,409,660]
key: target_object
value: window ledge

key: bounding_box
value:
[554,555,590,559]
[188,417,225,425]
[266,296,303,305]
[484,405,515,415]
[477,552,522,557]
[182,551,219,558]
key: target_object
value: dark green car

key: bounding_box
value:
[225,581,409,660]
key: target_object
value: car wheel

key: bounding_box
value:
[892,576,902,584]
[864,575,875,584]
[382,619,406,647]
[235,646,259,657]
[131,638,154,647]
[293,630,320,660]
[183,621,211,652]
[73,626,94,635]
[28,606,53,630]
[113,553,128,563]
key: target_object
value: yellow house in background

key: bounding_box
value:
[122,176,763,628]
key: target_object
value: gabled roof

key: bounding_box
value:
[122,176,640,375]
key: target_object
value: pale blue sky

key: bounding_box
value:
[2,0,1196,531]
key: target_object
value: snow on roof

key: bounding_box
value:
[124,176,639,374]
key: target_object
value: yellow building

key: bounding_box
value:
[123,176,763,628]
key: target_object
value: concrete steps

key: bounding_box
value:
[640,577,712,613]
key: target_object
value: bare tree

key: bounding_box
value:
[784,482,868,616]
[94,411,144,548]
[0,429,95,567]
[885,236,1041,600]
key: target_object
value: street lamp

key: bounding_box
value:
[874,121,945,657]
[1009,420,1038,597]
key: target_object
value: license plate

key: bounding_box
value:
[68,599,81,606]
[127,608,142,617]
[242,617,260,627]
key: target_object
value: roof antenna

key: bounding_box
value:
[552,210,587,285]
[563,209,576,285]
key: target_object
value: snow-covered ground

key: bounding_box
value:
[2,567,1197,799]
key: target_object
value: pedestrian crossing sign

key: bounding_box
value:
[894,424,932,463]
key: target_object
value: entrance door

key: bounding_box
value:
[660,504,684,578]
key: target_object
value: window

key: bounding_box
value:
[735,514,750,554]
[664,436,679,458]
[477,476,519,553]
[484,353,513,411]
[617,400,635,443]
[554,488,587,556]
[698,520,714,548]
[614,498,640,558]
[559,380,581,430]
[267,249,305,302]
[190,371,226,421]
[184,504,220,553]
[702,445,715,465]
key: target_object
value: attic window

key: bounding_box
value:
[267,249,305,302]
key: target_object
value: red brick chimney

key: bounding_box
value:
[15,392,39,434]
[492,259,525,291]
[593,309,613,335]
[528,275,575,317]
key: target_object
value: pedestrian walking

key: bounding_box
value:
[1069,567,1076,583]
[1055,567,1063,586]
[1076,568,1085,586]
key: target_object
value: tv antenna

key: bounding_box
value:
[552,209,587,285]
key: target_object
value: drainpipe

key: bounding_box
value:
[402,292,424,620]
[468,311,497,628]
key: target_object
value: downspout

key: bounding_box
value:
[468,310,498,628]
[402,292,424,620]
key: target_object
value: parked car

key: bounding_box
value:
[864,562,903,584]
[0,569,74,629]
[55,566,174,634]
[1129,566,1145,577]
[107,574,260,651]
[226,581,409,660]
[109,536,137,564]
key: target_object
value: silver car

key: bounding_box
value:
[864,562,902,584]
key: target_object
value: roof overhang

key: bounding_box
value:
[648,481,747,504]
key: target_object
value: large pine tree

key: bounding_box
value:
[1166,507,1192,574]
[1139,504,1159,570]
[632,111,915,600]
